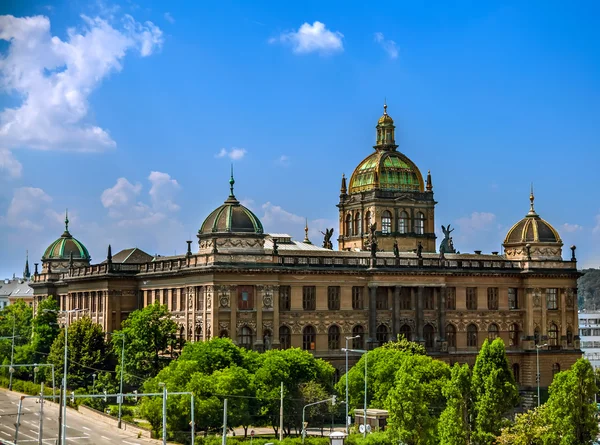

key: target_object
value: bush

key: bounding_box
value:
[0,376,55,397]
[192,437,331,445]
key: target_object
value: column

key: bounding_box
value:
[255,286,263,350]
[393,286,401,337]
[416,286,424,342]
[438,287,446,341]
[526,288,534,345]
[230,286,237,344]
[560,288,567,338]
[541,290,547,338]
[368,285,377,346]
[272,285,280,348]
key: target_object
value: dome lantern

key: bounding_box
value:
[41,209,91,272]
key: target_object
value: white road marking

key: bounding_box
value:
[101,436,111,440]
[0,408,5,412]
[28,429,38,434]
[67,437,92,441]
[123,441,141,445]
[0,431,11,437]
[82,426,91,431]
[24,407,31,411]
[46,417,53,421]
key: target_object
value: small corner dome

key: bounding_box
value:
[198,173,263,236]
[42,214,91,261]
[503,191,563,261]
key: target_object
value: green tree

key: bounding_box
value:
[48,316,110,387]
[31,296,60,364]
[384,355,450,445]
[0,300,33,338]
[438,363,472,445]
[496,406,554,445]
[544,358,598,444]
[179,337,252,374]
[471,338,519,444]
[113,301,178,383]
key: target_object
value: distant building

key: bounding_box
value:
[579,311,600,368]
[0,253,34,309]
[31,104,582,395]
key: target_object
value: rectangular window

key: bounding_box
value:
[445,287,456,310]
[328,286,340,310]
[179,289,186,312]
[400,288,411,310]
[466,288,477,310]
[303,286,316,311]
[508,288,518,309]
[546,288,558,310]
[279,286,291,311]
[161,289,167,306]
[171,288,177,311]
[424,288,434,310]
[487,287,499,310]
[98,293,103,312]
[238,286,254,310]
[376,288,388,310]
[352,286,364,310]
[195,286,203,310]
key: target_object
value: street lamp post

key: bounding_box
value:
[9,316,15,390]
[344,335,360,434]
[536,343,548,407]
[45,307,85,445]
[342,348,368,437]
[114,333,126,428]
[92,373,96,394]
[159,382,167,445]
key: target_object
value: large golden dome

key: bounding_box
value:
[349,150,424,193]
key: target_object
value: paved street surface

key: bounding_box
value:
[0,389,160,445]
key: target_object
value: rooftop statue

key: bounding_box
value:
[440,224,457,254]
[321,228,334,250]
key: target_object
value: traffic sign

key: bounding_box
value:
[303,421,308,428]
[366,424,372,433]
[359,424,365,433]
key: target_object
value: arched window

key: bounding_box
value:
[424,324,435,348]
[512,363,520,384]
[415,212,425,235]
[376,324,389,346]
[534,327,540,345]
[354,212,361,235]
[509,323,519,347]
[219,330,228,338]
[263,329,272,350]
[352,325,364,349]
[400,324,412,342]
[446,324,456,348]
[365,211,372,230]
[240,326,253,349]
[488,323,499,340]
[328,325,340,350]
[548,323,558,346]
[381,211,392,234]
[467,324,478,347]
[303,325,316,351]
[345,213,352,236]
[398,211,409,234]
[280,326,291,349]
[566,327,573,346]
[552,363,560,377]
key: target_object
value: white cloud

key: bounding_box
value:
[269,21,343,55]
[216,147,247,160]
[261,202,305,226]
[0,13,163,152]
[455,212,496,233]
[101,171,180,227]
[374,32,398,59]
[277,155,290,166]
[1,187,53,231]
[0,149,22,178]
[562,223,583,233]
[148,171,180,212]
[164,12,175,24]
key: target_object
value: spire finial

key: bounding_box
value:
[65,209,69,232]
[303,218,312,244]
[229,164,235,198]
[24,250,30,279]
[383,99,387,115]
[527,183,538,216]
[426,170,432,191]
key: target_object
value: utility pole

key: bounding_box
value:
[222,398,228,445]
[117,333,125,429]
[279,382,283,442]
[38,382,44,445]
[9,316,15,390]
[14,396,23,443]
[161,383,167,445]
[57,385,63,445]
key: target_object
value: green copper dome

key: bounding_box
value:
[42,213,91,261]
[349,150,424,194]
[199,170,264,235]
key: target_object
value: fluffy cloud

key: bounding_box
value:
[101,171,180,227]
[1,187,53,231]
[0,13,163,152]
[562,223,583,233]
[269,21,344,55]
[374,32,398,59]
[0,149,22,178]
[455,212,497,233]
[451,212,502,254]
[216,147,247,160]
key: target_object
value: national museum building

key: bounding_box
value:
[31,105,581,391]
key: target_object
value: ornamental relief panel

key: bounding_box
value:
[566,288,575,308]
[397,318,416,331]
[237,319,257,331]
[216,285,233,309]
[205,286,213,310]
[263,321,273,332]
[423,319,438,330]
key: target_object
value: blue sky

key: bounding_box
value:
[1,0,599,278]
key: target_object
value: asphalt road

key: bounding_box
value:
[0,389,159,445]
